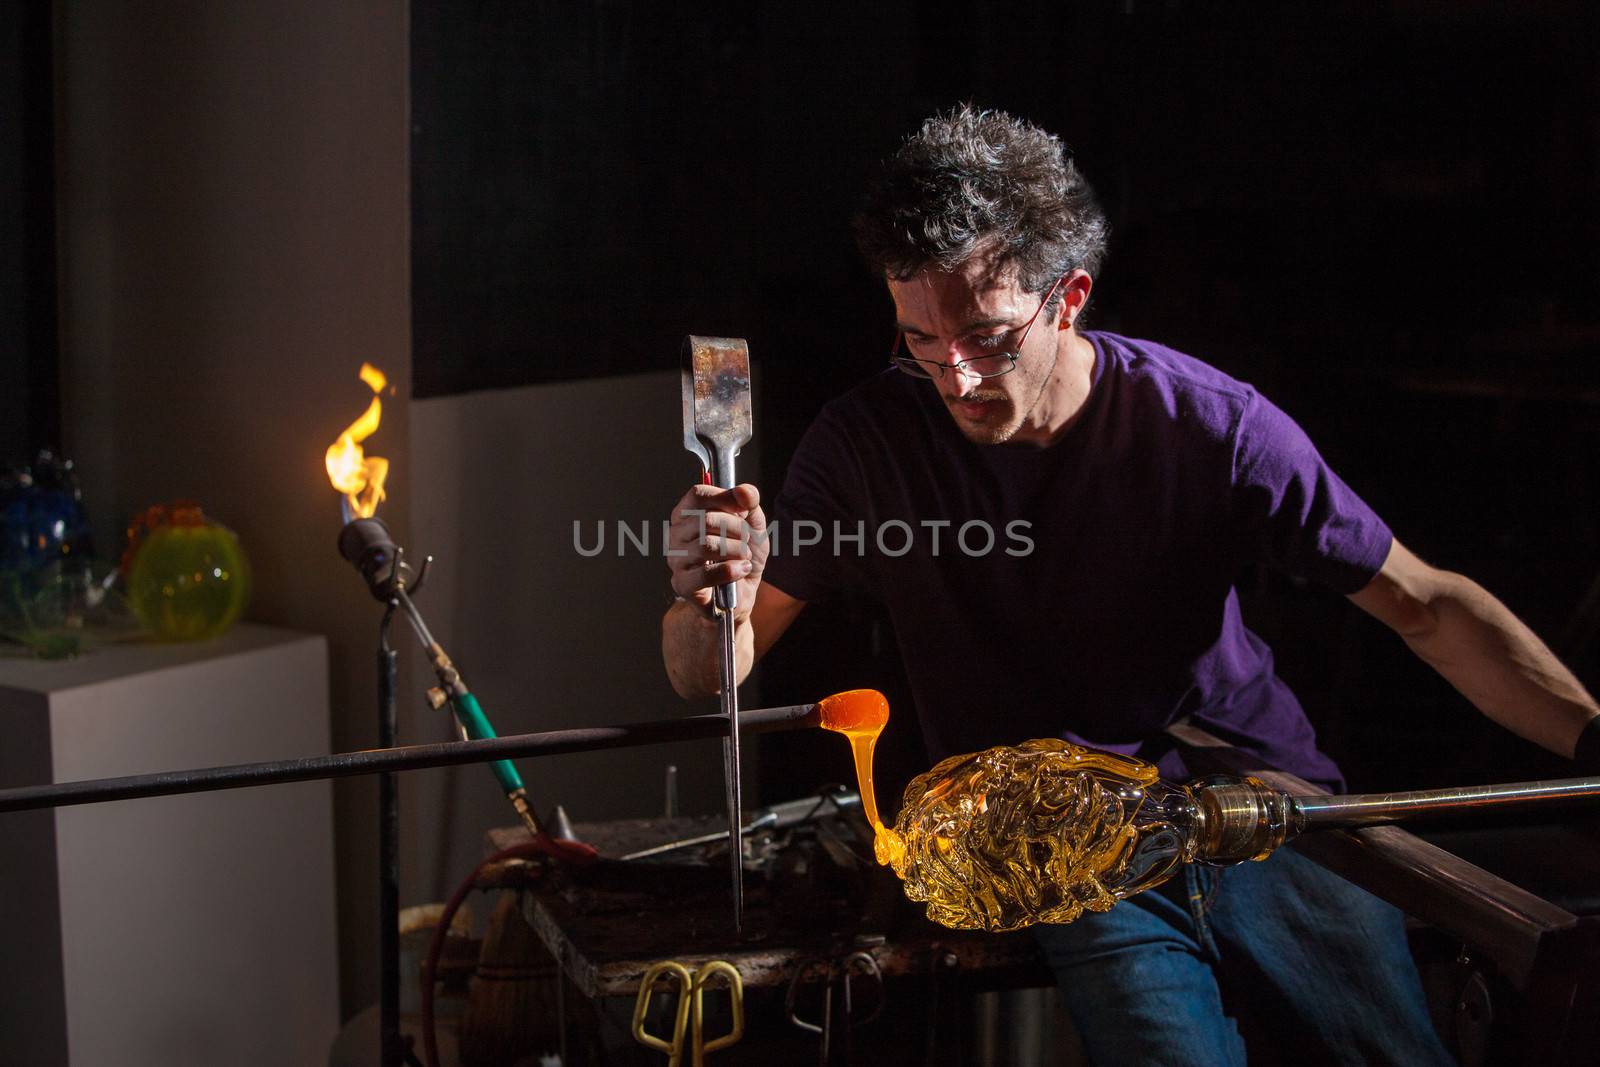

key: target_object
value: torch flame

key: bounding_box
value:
[326,362,390,520]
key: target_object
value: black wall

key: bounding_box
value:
[0,1,58,464]
[414,5,1600,798]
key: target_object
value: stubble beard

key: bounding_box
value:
[948,392,1015,444]
[947,348,1060,445]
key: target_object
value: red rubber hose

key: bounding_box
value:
[421,835,597,1067]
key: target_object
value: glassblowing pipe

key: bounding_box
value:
[0,703,821,815]
[1195,774,1600,863]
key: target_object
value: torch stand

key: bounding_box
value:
[377,610,418,1067]
[338,518,428,1067]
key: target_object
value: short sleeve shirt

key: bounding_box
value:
[762,331,1391,790]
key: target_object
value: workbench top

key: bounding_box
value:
[486,817,1053,999]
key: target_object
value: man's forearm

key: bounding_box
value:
[661,600,755,700]
[1403,573,1598,757]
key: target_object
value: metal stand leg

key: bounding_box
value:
[379,613,404,1066]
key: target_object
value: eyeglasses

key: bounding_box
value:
[890,275,1065,381]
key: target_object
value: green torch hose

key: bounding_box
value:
[449,690,523,793]
[421,638,545,838]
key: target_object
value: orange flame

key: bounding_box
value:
[326,363,390,519]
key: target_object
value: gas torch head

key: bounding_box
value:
[338,516,404,602]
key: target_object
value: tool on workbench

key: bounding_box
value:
[620,810,780,863]
[681,335,755,935]
[785,950,884,1066]
[632,959,745,1066]
[548,804,579,842]
[620,787,863,861]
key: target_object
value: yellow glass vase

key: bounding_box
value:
[125,504,251,641]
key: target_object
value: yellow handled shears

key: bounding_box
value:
[631,959,745,1066]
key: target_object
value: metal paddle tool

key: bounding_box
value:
[681,335,754,935]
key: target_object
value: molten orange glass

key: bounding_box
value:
[817,690,889,826]
[325,363,390,518]
[816,689,905,868]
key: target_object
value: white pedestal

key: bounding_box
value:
[0,623,340,1066]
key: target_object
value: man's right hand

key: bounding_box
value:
[667,482,768,622]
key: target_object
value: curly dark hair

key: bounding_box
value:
[854,104,1109,314]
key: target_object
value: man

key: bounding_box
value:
[662,105,1598,1065]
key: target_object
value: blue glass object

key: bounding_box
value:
[0,451,94,593]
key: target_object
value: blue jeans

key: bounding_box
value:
[1033,849,1456,1066]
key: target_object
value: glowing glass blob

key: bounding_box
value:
[818,690,1202,933]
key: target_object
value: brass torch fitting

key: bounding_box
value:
[426,642,468,697]
[508,787,544,839]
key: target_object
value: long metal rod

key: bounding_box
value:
[0,703,820,814]
[717,603,743,934]
[1295,776,1600,828]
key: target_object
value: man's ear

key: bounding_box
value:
[1058,270,1094,329]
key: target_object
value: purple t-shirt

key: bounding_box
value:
[763,331,1392,791]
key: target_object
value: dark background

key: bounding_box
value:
[7,4,1598,803]
[1,1,58,465]
[412,3,1600,802]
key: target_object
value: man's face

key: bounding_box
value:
[887,259,1062,446]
